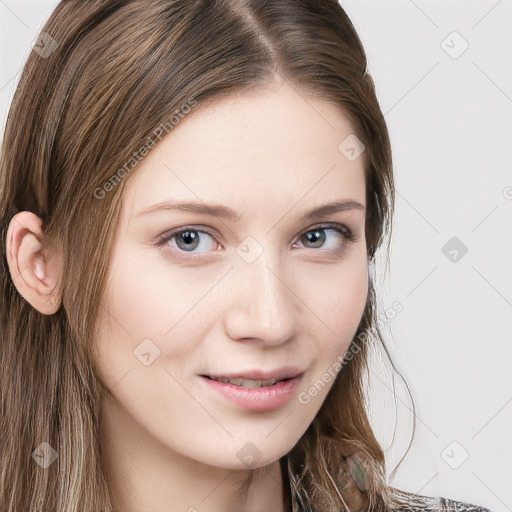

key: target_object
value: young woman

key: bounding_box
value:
[0,1,494,511]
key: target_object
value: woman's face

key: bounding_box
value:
[94,80,368,470]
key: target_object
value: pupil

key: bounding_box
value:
[177,230,199,251]
[304,230,325,248]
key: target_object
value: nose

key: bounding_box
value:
[223,253,300,346]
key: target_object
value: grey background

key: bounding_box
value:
[0,0,510,509]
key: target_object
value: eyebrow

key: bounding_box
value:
[135,199,365,220]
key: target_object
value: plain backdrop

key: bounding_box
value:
[0,1,511,510]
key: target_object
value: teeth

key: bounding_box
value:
[241,379,261,388]
[210,376,279,387]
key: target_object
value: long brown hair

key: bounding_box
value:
[1,1,420,510]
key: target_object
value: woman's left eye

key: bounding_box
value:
[294,223,357,251]
[155,223,357,259]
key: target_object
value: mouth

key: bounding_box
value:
[199,369,304,412]
[201,375,295,388]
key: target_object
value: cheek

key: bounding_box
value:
[332,271,368,335]
[293,257,368,414]
[312,255,368,357]
[93,255,219,382]
[318,249,368,317]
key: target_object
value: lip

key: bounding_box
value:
[202,366,303,381]
[199,369,304,413]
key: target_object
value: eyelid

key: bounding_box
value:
[297,222,355,240]
[155,224,220,248]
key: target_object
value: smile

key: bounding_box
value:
[204,375,290,388]
[200,372,304,412]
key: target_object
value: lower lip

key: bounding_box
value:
[200,374,303,412]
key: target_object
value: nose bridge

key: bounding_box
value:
[225,244,298,343]
[250,255,286,326]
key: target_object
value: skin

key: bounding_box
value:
[6,78,368,512]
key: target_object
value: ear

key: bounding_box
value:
[5,211,64,315]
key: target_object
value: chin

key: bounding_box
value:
[199,439,295,472]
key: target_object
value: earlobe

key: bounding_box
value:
[5,211,63,315]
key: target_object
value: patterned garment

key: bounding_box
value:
[337,480,492,512]
[440,496,493,512]
[337,454,493,512]
[394,494,493,512]
[285,453,493,512]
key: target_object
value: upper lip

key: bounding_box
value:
[201,366,304,381]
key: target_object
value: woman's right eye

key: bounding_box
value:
[155,227,220,259]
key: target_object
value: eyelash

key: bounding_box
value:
[154,222,358,260]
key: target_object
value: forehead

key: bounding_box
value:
[121,81,366,221]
